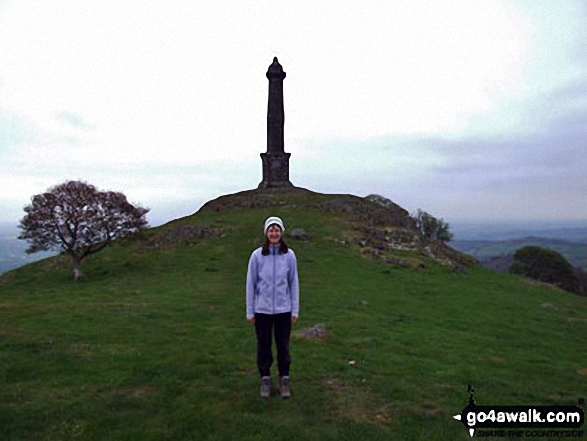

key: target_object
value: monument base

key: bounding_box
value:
[258,152,294,188]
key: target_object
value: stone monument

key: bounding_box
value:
[258,57,294,188]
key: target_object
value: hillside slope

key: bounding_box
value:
[1,188,585,441]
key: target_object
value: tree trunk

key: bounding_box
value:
[72,257,83,281]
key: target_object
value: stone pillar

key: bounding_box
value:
[258,57,294,188]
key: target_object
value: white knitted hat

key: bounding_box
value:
[264,216,285,235]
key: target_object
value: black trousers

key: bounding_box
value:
[254,312,291,377]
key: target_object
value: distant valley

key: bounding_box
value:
[451,235,587,271]
[0,223,57,275]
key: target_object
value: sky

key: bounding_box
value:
[1,0,586,228]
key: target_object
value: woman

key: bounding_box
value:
[246,216,299,399]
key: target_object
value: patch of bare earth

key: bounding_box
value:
[0,272,16,284]
[413,402,444,417]
[116,386,158,398]
[324,377,394,427]
[477,354,505,363]
[0,302,17,310]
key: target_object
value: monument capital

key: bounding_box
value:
[266,57,286,80]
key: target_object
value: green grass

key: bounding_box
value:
[1,194,586,440]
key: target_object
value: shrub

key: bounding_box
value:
[509,246,580,294]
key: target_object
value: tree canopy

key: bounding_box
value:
[412,208,453,242]
[509,245,580,294]
[18,180,149,280]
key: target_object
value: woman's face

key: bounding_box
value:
[267,225,282,244]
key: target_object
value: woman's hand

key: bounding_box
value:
[291,315,298,325]
[247,317,255,325]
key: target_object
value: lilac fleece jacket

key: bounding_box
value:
[246,244,299,319]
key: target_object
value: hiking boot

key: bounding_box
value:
[260,376,271,399]
[279,376,291,399]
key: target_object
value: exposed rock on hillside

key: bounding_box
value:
[320,194,414,229]
[352,226,477,273]
[198,187,314,212]
[198,187,414,229]
[138,222,225,250]
[197,187,476,271]
[290,228,309,241]
[293,323,328,339]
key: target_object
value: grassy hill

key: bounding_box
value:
[1,188,585,440]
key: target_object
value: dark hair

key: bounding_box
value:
[261,236,289,255]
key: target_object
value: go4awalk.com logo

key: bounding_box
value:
[453,385,585,438]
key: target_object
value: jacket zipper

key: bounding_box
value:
[272,247,276,314]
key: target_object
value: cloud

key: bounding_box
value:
[0,154,260,226]
[57,111,92,130]
[1,0,586,226]
[0,115,38,149]
[289,74,587,222]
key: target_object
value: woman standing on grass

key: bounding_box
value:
[246,216,299,400]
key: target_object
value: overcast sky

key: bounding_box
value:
[1,0,586,228]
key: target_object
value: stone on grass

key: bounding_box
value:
[290,228,309,241]
[294,323,328,339]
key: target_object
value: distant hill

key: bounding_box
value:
[451,236,587,271]
[480,254,515,273]
[0,222,57,274]
[451,222,587,243]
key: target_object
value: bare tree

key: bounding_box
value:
[18,180,149,280]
